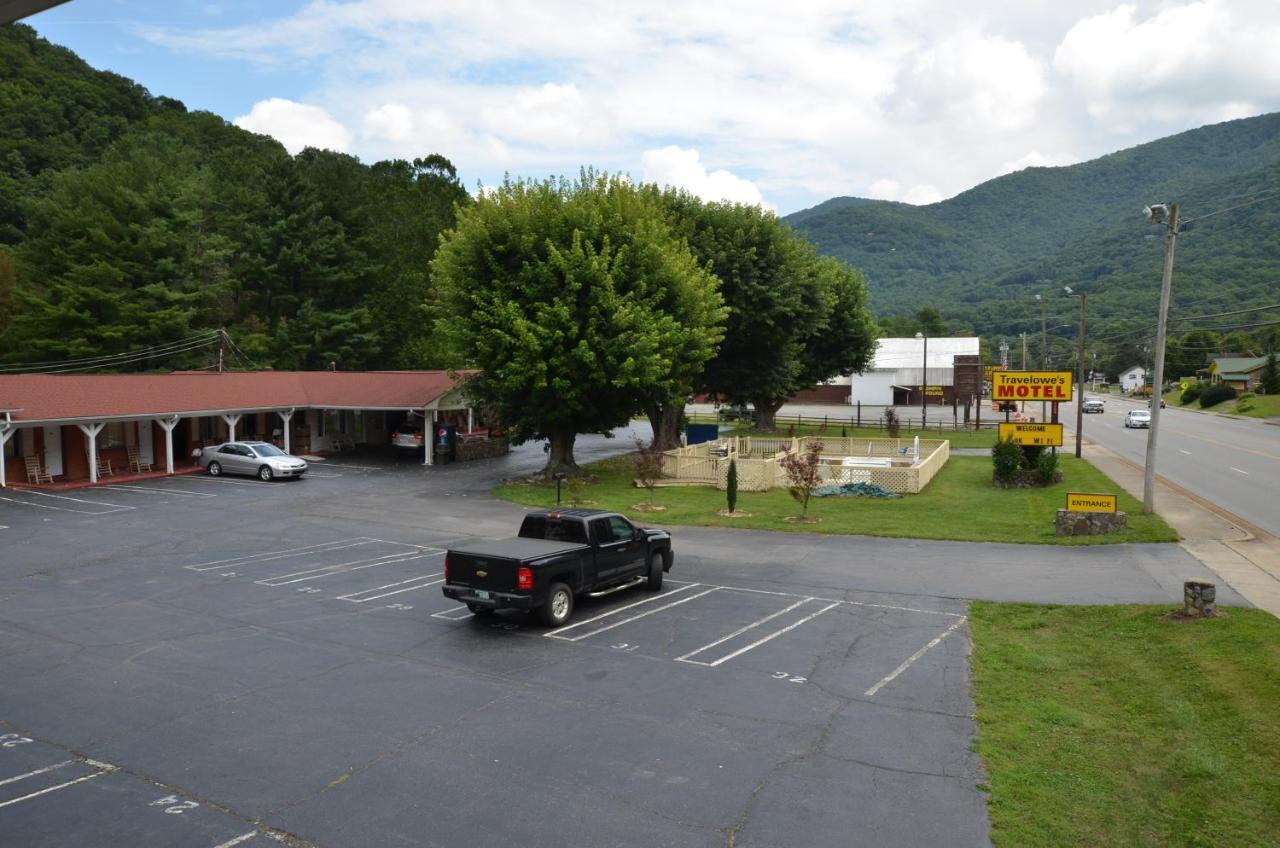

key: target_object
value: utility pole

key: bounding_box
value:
[1036,293,1047,422]
[1143,203,1179,514]
[1070,290,1087,458]
[1020,333,1027,370]
[217,330,224,374]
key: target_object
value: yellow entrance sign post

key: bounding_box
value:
[997,422,1064,447]
[1066,492,1118,513]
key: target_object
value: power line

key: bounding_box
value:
[1170,303,1280,322]
[0,331,221,372]
[35,337,223,374]
[1181,190,1280,224]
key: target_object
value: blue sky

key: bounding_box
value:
[25,0,1280,215]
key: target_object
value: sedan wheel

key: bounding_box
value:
[208,461,221,476]
[258,465,273,482]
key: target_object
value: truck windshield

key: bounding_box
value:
[519,516,588,544]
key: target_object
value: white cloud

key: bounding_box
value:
[641,146,772,209]
[137,2,1280,214]
[362,103,413,143]
[233,98,351,154]
[998,150,1082,175]
[1055,2,1280,126]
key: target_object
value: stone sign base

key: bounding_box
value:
[1055,508,1127,536]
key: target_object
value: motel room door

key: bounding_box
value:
[43,426,63,477]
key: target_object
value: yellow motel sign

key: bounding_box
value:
[1066,492,1118,513]
[992,370,1073,402]
[998,422,1064,447]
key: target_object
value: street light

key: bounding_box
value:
[1065,286,1087,458]
[1035,292,1048,421]
[1142,202,1180,514]
[915,331,928,427]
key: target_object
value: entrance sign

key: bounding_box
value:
[1066,492,1117,513]
[998,422,1064,447]
[992,370,1073,401]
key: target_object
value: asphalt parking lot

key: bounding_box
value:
[0,428,1240,846]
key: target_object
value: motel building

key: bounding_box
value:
[0,370,495,488]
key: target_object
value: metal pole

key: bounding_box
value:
[1040,296,1047,423]
[921,334,928,428]
[1075,293,1086,458]
[1144,204,1179,514]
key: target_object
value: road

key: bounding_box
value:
[1065,395,1280,538]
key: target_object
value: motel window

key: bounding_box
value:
[101,422,127,449]
[323,410,341,436]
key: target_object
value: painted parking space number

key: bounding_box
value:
[771,672,807,684]
[150,795,199,814]
[0,733,33,747]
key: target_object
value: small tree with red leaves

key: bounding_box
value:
[779,440,824,519]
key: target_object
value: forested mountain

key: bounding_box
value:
[787,113,1280,368]
[0,24,470,371]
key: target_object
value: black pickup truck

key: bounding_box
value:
[442,508,674,626]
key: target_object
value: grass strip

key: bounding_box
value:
[969,603,1280,847]
[493,453,1176,545]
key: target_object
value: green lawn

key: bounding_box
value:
[970,603,1280,847]
[493,453,1176,545]
[1165,389,1280,419]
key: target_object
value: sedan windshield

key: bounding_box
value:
[252,444,287,457]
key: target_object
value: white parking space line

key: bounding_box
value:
[1179,449,1192,455]
[865,616,968,697]
[0,764,116,809]
[542,583,704,638]
[337,575,446,602]
[212,832,260,848]
[548,586,722,643]
[186,538,380,572]
[182,476,271,487]
[674,598,813,664]
[100,484,217,498]
[311,461,379,470]
[431,605,474,621]
[302,472,344,478]
[0,760,73,787]
[0,490,135,515]
[255,552,442,586]
[1231,467,1250,476]
[680,601,841,667]
[709,583,961,618]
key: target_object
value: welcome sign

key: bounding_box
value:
[991,370,1074,401]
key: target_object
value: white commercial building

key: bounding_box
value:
[845,337,982,406]
[1118,365,1146,393]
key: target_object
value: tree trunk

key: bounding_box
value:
[646,402,682,451]
[540,429,580,478]
[754,400,783,431]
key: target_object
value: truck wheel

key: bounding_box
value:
[539,582,574,627]
[646,555,664,591]
[466,604,495,616]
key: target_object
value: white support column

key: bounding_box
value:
[157,416,180,475]
[423,409,434,466]
[0,423,13,489]
[220,413,241,442]
[77,422,105,484]
[277,409,295,454]
[467,407,474,433]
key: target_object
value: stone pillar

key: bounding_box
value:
[1184,580,1216,617]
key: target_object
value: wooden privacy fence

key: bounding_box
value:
[664,437,950,494]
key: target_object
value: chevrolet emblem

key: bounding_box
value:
[476,570,488,578]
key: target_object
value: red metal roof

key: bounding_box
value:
[0,370,467,424]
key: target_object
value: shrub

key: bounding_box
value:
[726,457,738,513]
[779,440,824,518]
[883,408,900,439]
[992,437,1023,484]
[1180,381,1205,405]
[1199,382,1237,408]
[1263,351,1280,394]
[632,439,665,504]
[1036,449,1059,484]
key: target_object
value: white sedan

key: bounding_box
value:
[199,441,308,480]
[1124,410,1151,429]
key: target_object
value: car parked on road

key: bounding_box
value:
[1124,409,1151,429]
[1082,397,1106,413]
[391,422,424,454]
[199,441,308,480]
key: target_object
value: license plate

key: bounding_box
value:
[474,590,491,600]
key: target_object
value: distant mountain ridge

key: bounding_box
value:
[786,113,1280,339]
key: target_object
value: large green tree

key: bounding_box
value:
[431,172,725,476]
[667,199,875,429]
